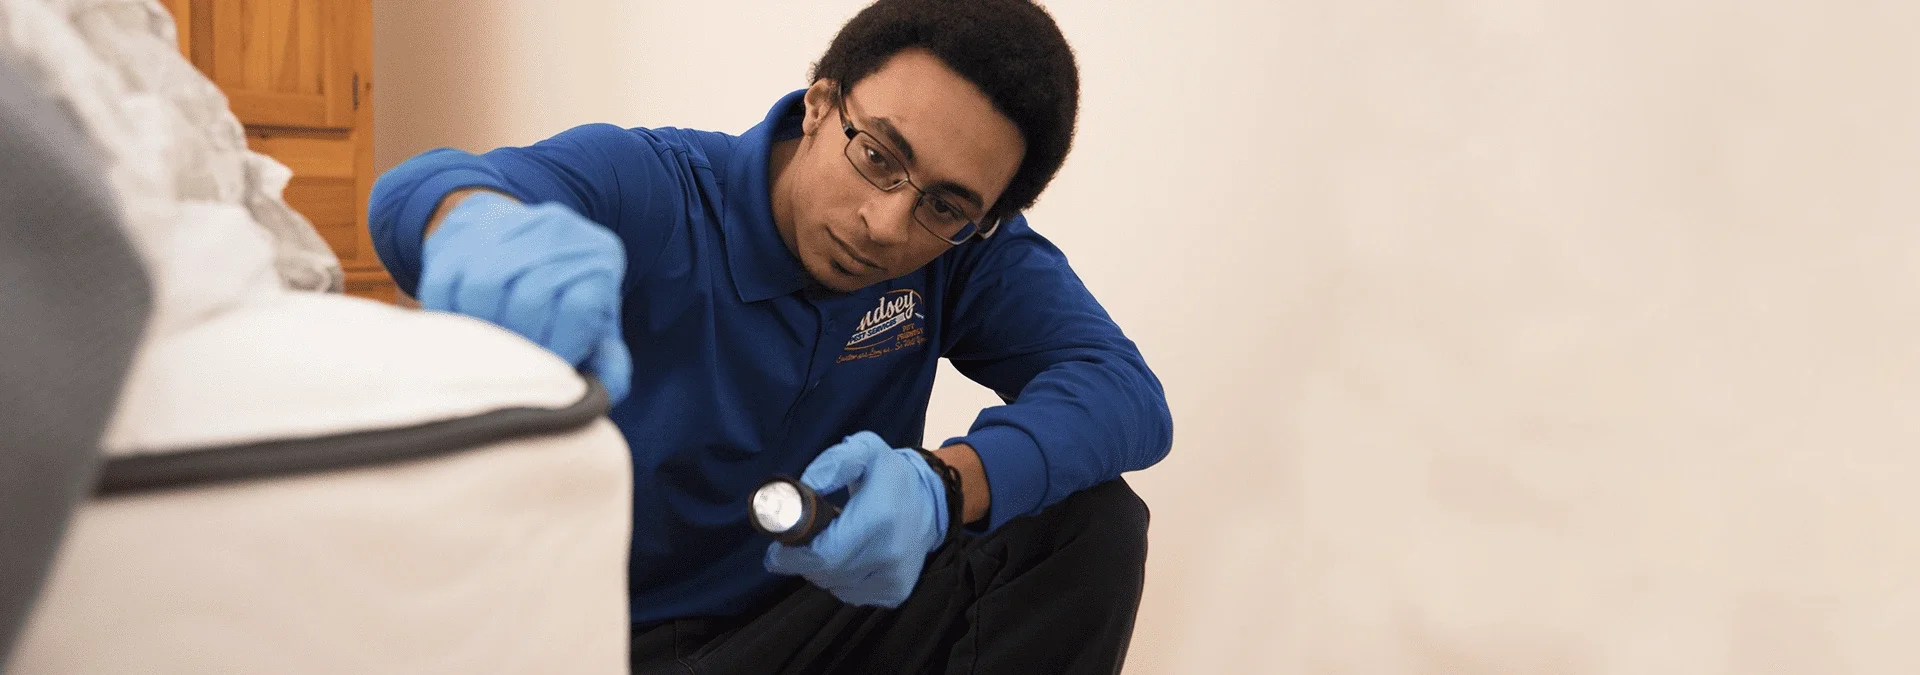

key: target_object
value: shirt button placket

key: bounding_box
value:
[812,318,835,390]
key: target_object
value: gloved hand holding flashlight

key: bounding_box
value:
[759,431,959,608]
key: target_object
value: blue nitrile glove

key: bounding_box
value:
[764,431,949,608]
[418,192,632,403]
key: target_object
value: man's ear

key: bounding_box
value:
[800,79,837,137]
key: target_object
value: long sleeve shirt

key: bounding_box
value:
[368,89,1173,625]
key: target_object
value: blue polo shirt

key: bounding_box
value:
[369,90,1173,624]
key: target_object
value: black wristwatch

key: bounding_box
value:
[912,447,967,543]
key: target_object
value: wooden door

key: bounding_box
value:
[165,0,397,303]
[192,0,355,129]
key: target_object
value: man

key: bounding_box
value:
[369,0,1172,672]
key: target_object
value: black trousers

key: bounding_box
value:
[629,479,1151,675]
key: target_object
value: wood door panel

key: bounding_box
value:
[198,0,353,129]
[230,91,333,128]
[246,132,353,179]
[223,1,313,93]
[280,177,358,262]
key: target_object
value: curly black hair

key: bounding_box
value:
[811,0,1079,227]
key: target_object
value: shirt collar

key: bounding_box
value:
[721,89,812,303]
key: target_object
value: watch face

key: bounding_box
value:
[752,480,805,534]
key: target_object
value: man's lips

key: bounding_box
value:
[827,229,884,274]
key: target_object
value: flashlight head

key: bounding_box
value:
[749,476,838,546]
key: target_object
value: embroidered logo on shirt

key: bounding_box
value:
[839,289,927,363]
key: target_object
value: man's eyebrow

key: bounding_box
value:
[867,116,917,164]
[869,115,987,211]
[928,180,985,211]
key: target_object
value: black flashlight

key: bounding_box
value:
[748,476,841,546]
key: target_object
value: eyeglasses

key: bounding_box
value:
[836,88,1000,245]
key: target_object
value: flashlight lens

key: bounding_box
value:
[752,480,804,533]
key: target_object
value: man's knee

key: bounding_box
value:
[1053,478,1151,565]
[954,478,1152,607]
[1081,478,1149,538]
[983,477,1152,562]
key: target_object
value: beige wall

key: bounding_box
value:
[376,1,1920,672]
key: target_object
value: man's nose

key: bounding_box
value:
[865,190,918,246]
